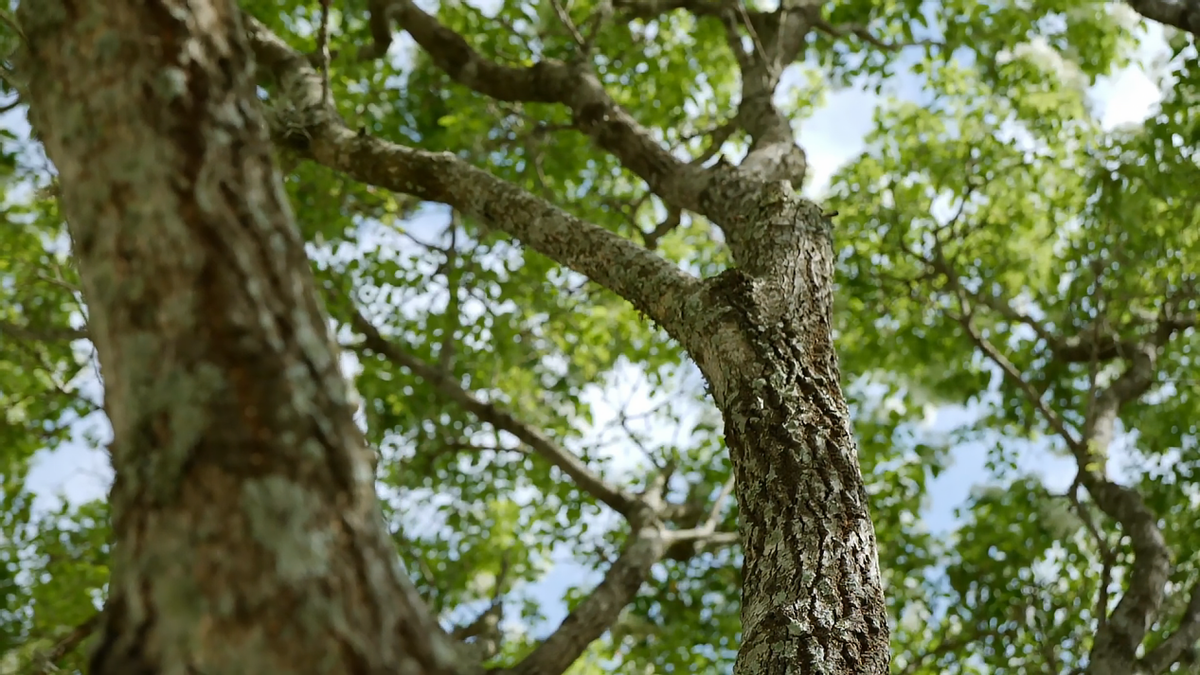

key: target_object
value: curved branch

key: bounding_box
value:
[1082,344,1172,675]
[493,523,669,675]
[387,0,716,214]
[1123,0,1200,37]
[373,0,828,262]
[947,304,1080,448]
[244,15,700,337]
[27,613,102,674]
[1141,581,1200,674]
[349,307,642,518]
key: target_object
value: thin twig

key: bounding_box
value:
[316,0,333,104]
[28,612,102,674]
[549,0,588,50]
[811,16,939,51]
[1066,475,1115,631]
[948,297,1081,452]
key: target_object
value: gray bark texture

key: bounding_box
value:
[17,0,891,674]
[18,1,468,674]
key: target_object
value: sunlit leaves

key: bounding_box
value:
[830,9,1198,672]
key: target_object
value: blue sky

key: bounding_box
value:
[10,5,1172,638]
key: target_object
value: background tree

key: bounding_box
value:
[1,1,1198,675]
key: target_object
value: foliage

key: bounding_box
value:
[1,0,1198,673]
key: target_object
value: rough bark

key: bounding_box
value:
[18,0,892,672]
[1123,0,1200,37]
[17,1,468,673]
[246,7,891,674]
[682,208,889,675]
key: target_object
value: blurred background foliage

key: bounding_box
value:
[0,0,1197,672]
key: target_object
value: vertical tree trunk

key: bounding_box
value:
[683,196,891,675]
[17,1,465,673]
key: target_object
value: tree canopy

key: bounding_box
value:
[1,0,1198,673]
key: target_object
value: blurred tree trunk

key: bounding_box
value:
[17,1,467,673]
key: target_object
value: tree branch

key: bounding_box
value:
[366,0,828,258]
[351,301,740,674]
[350,305,731,675]
[642,207,681,250]
[611,0,733,20]
[1141,581,1200,674]
[811,16,938,50]
[663,529,740,561]
[1057,311,1194,364]
[720,2,811,187]
[0,319,88,343]
[27,613,102,674]
[450,556,510,662]
[926,242,1195,367]
[942,279,1174,675]
[1081,343,1173,675]
[382,0,718,214]
[1066,480,1116,634]
[1123,0,1200,37]
[492,521,669,675]
[348,306,642,518]
[947,303,1081,448]
[244,15,700,338]
[662,475,739,560]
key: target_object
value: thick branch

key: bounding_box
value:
[721,3,810,186]
[244,16,700,337]
[28,613,102,674]
[493,520,669,675]
[1083,344,1172,675]
[1141,582,1200,674]
[349,308,641,518]
[1085,481,1171,675]
[387,0,717,214]
[0,319,87,343]
[1082,343,1159,450]
[1124,0,1200,36]
[377,0,825,260]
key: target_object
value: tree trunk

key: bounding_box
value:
[17,1,466,673]
[17,0,892,672]
[243,10,895,670]
[681,196,891,675]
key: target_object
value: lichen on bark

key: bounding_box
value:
[18,0,892,673]
[680,194,890,675]
[18,1,469,674]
